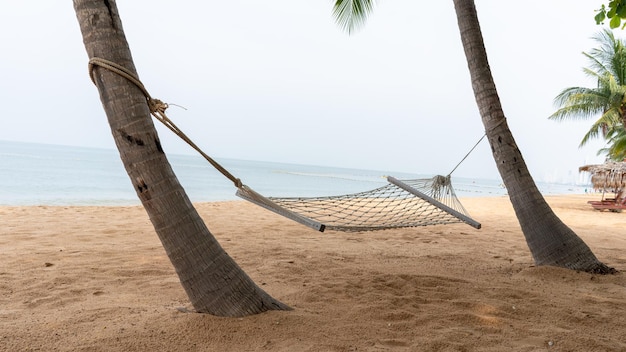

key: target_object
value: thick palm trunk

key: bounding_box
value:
[453,0,614,273]
[74,0,290,315]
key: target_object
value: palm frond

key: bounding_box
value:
[602,125,626,160]
[585,29,626,85]
[583,51,611,79]
[552,86,609,108]
[550,86,613,122]
[333,0,375,34]
[549,103,607,122]
[582,66,603,83]
[580,125,605,147]
[579,110,623,146]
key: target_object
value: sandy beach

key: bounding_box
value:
[1,194,625,351]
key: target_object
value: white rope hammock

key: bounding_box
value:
[236,175,480,232]
[88,58,482,233]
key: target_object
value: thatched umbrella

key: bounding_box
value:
[579,161,626,191]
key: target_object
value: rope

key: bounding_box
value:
[446,117,507,176]
[86,57,481,232]
[447,134,485,176]
[88,57,243,188]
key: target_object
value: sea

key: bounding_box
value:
[0,140,589,206]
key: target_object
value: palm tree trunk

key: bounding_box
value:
[73,0,291,315]
[452,0,614,273]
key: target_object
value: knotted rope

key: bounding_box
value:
[86,58,481,232]
[88,57,242,188]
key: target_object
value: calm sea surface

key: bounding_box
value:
[0,140,588,206]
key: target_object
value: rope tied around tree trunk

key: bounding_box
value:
[86,58,482,232]
[87,57,243,188]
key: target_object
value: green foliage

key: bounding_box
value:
[550,29,626,160]
[333,0,375,34]
[597,1,626,29]
[598,124,626,160]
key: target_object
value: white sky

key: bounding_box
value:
[0,1,613,183]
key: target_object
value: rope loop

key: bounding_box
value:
[86,57,243,188]
[89,57,151,99]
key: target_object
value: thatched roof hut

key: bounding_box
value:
[579,162,626,190]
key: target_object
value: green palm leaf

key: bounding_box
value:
[333,0,375,34]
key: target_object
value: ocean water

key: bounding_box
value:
[0,140,587,206]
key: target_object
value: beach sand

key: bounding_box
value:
[1,194,625,351]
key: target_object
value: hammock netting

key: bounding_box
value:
[236,175,481,232]
[85,58,483,234]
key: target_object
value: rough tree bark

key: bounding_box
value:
[452,0,614,273]
[73,0,291,316]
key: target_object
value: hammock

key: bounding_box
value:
[87,58,482,233]
[236,175,481,232]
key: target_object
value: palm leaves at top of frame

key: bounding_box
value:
[333,0,375,34]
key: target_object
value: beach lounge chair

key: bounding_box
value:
[588,192,626,212]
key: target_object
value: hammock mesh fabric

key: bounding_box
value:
[85,58,481,234]
[236,175,481,232]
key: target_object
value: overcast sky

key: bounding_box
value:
[0,1,614,183]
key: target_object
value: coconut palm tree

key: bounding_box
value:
[549,29,626,154]
[333,0,615,273]
[73,0,290,316]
